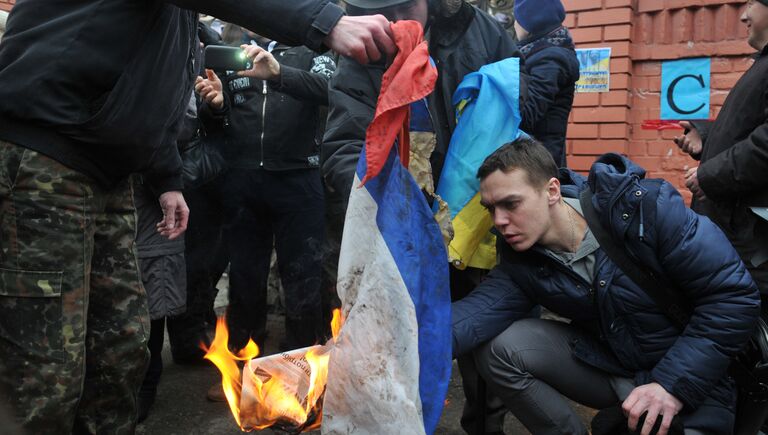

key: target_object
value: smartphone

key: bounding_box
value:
[204,46,253,71]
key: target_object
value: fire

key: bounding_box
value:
[202,317,260,427]
[203,309,344,432]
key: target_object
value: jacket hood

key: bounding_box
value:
[560,153,649,234]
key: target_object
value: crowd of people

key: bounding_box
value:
[0,0,767,434]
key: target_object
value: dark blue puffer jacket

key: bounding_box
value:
[452,153,761,432]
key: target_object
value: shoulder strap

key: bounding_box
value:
[578,188,690,330]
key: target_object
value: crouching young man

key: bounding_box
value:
[452,138,761,435]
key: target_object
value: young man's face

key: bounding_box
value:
[742,0,768,51]
[370,0,429,27]
[479,168,559,252]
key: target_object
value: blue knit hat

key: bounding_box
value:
[514,0,566,36]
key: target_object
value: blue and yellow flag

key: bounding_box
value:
[434,58,525,270]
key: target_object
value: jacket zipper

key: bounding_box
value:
[534,249,597,302]
[259,79,268,167]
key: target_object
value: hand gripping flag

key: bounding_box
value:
[321,21,451,435]
[360,21,437,186]
[434,58,525,270]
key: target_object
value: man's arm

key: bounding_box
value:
[321,57,382,207]
[697,89,768,199]
[168,0,394,63]
[646,182,761,409]
[270,52,337,105]
[451,264,534,357]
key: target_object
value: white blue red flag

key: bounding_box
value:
[322,144,452,435]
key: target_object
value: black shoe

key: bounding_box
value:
[137,390,156,423]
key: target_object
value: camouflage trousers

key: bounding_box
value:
[0,140,150,434]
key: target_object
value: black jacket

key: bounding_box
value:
[202,44,335,170]
[694,46,768,265]
[518,28,579,167]
[0,0,343,192]
[322,3,525,207]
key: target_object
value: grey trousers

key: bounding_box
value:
[474,318,706,435]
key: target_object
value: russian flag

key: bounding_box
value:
[321,145,452,434]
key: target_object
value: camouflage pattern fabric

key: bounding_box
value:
[0,140,149,434]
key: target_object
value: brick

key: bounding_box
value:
[562,0,602,12]
[631,156,664,172]
[628,140,647,156]
[567,123,600,139]
[573,107,629,123]
[605,0,632,7]
[564,13,577,28]
[572,140,627,155]
[732,57,755,72]
[610,57,631,73]
[580,41,631,57]
[601,90,630,106]
[631,91,662,109]
[648,140,676,156]
[660,129,682,140]
[579,8,632,27]
[569,155,600,171]
[600,123,629,138]
[710,57,732,73]
[636,0,664,13]
[632,76,661,91]
[670,8,694,44]
[604,24,632,41]
[573,93,601,107]
[610,73,631,90]
[633,61,661,76]
[631,125,661,140]
[710,90,730,106]
[628,108,651,124]
[571,26,604,43]
[711,72,742,90]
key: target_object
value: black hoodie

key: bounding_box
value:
[0,0,343,192]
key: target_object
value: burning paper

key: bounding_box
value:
[204,310,343,433]
[240,346,329,432]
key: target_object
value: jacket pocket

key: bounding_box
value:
[0,268,65,362]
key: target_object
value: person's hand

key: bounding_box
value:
[238,44,281,80]
[156,191,189,240]
[323,15,396,64]
[685,167,706,200]
[194,69,224,110]
[674,121,703,157]
[622,382,683,435]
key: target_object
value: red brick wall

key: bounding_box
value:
[0,0,13,12]
[564,0,754,202]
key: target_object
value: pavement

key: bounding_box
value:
[136,278,594,435]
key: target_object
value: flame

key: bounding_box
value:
[202,317,260,427]
[203,309,344,432]
[330,308,343,342]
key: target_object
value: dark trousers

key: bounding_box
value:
[221,168,325,351]
[141,318,166,397]
[451,267,508,434]
[167,180,229,360]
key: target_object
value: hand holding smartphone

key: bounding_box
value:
[204,46,253,71]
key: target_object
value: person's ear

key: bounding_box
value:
[546,177,561,206]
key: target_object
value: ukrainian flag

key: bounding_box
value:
[435,57,525,270]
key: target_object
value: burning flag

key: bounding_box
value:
[203,20,451,435]
[321,21,451,435]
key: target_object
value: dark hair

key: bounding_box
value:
[476,137,559,187]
